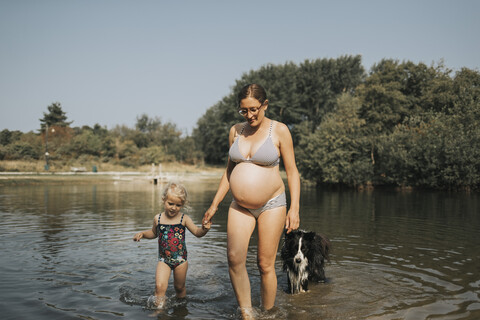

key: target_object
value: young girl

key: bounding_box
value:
[133,182,211,308]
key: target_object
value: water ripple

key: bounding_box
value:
[1,184,479,319]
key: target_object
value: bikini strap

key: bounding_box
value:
[156,213,162,237]
[239,122,247,135]
[180,213,184,224]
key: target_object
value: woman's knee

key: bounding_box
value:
[257,256,275,275]
[227,250,246,269]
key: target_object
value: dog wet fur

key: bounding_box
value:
[281,230,331,294]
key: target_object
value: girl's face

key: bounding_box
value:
[239,97,268,127]
[163,193,184,218]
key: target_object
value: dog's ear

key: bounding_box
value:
[284,230,294,239]
[304,231,316,242]
[316,235,331,261]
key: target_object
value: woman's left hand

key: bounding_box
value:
[285,208,300,234]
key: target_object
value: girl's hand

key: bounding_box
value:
[202,219,212,231]
[133,232,143,242]
[202,206,217,226]
[285,208,300,234]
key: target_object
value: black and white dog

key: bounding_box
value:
[280,229,331,294]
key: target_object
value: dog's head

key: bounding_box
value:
[282,230,309,268]
[281,230,331,275]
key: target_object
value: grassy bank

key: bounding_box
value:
[0,160,225,173]
[0,160,224,186]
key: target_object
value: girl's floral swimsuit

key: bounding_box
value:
[157,213,187,269]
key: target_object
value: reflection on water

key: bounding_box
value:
[0,180,479,319]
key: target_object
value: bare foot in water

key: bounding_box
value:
[239,307,257,320]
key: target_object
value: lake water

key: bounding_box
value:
[0,177,479,319]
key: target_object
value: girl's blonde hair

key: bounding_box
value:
[161,182,188,206]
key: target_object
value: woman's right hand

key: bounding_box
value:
[203,206,218,225]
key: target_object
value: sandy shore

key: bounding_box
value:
[0,169,224,186]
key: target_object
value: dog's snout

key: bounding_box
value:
[295,258,302,264]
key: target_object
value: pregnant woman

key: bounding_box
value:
[203,83,300,315]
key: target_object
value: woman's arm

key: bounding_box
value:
[184,215,211,238]
[133,215,158,241]
[202,125,238,224]
[278,122,301,233]
[204,160,234,219]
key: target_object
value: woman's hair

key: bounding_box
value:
[161,181,188,205]
[237,83,267,106]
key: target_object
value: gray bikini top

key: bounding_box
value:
[228,120,280,167]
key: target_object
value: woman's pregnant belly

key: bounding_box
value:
[229,162,284,209]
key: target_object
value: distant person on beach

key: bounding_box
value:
[202,83,300,315]
[133,182,211,308]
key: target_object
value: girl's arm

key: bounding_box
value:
[184,215,211,238]
[278,122,301,233]
[133,214,159,241]
[202,125,237,224]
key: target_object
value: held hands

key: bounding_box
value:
[202,206,217,227]
[285,208,300,234]
[202,219,212,231]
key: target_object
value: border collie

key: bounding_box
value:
[280,230,331,294]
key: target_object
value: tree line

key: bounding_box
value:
[0,103,201,168]
[194,56,479,190]
[1,55,479,190]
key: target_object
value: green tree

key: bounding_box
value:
[373,66,480,189]
[296,56,364,133]
[193,96,236,164]
[136,114,162,133]
[68,130,103,157]
[172,136,204,164]
[297,94,372,186]
[3,132,42,160]
[139,146,174,164]
[231,62,300,125]
[39,102,72,130]
[5,142,40,160]
[0,129,12,146]
[193,56,365,164]
[155,122,182,153]
[356,59,448,175]
[0,129,22,146]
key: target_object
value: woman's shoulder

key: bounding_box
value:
[272,120,290,135]
[229,122,247,138]
[231,122,246,131]
[271,121,293,148]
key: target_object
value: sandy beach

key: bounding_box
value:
[0,162,224,186]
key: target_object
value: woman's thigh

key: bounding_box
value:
[227,204,256,263]
[257,207,286,264]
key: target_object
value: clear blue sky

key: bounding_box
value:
[1,0,479,134]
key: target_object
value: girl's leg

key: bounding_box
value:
[172,261,188,298]
[227,204,256,308]
[155,261,171,306]
[257,206,286,310]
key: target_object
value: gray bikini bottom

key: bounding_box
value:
[232,192,286,218]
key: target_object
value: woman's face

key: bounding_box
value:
[239,97,268,127]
